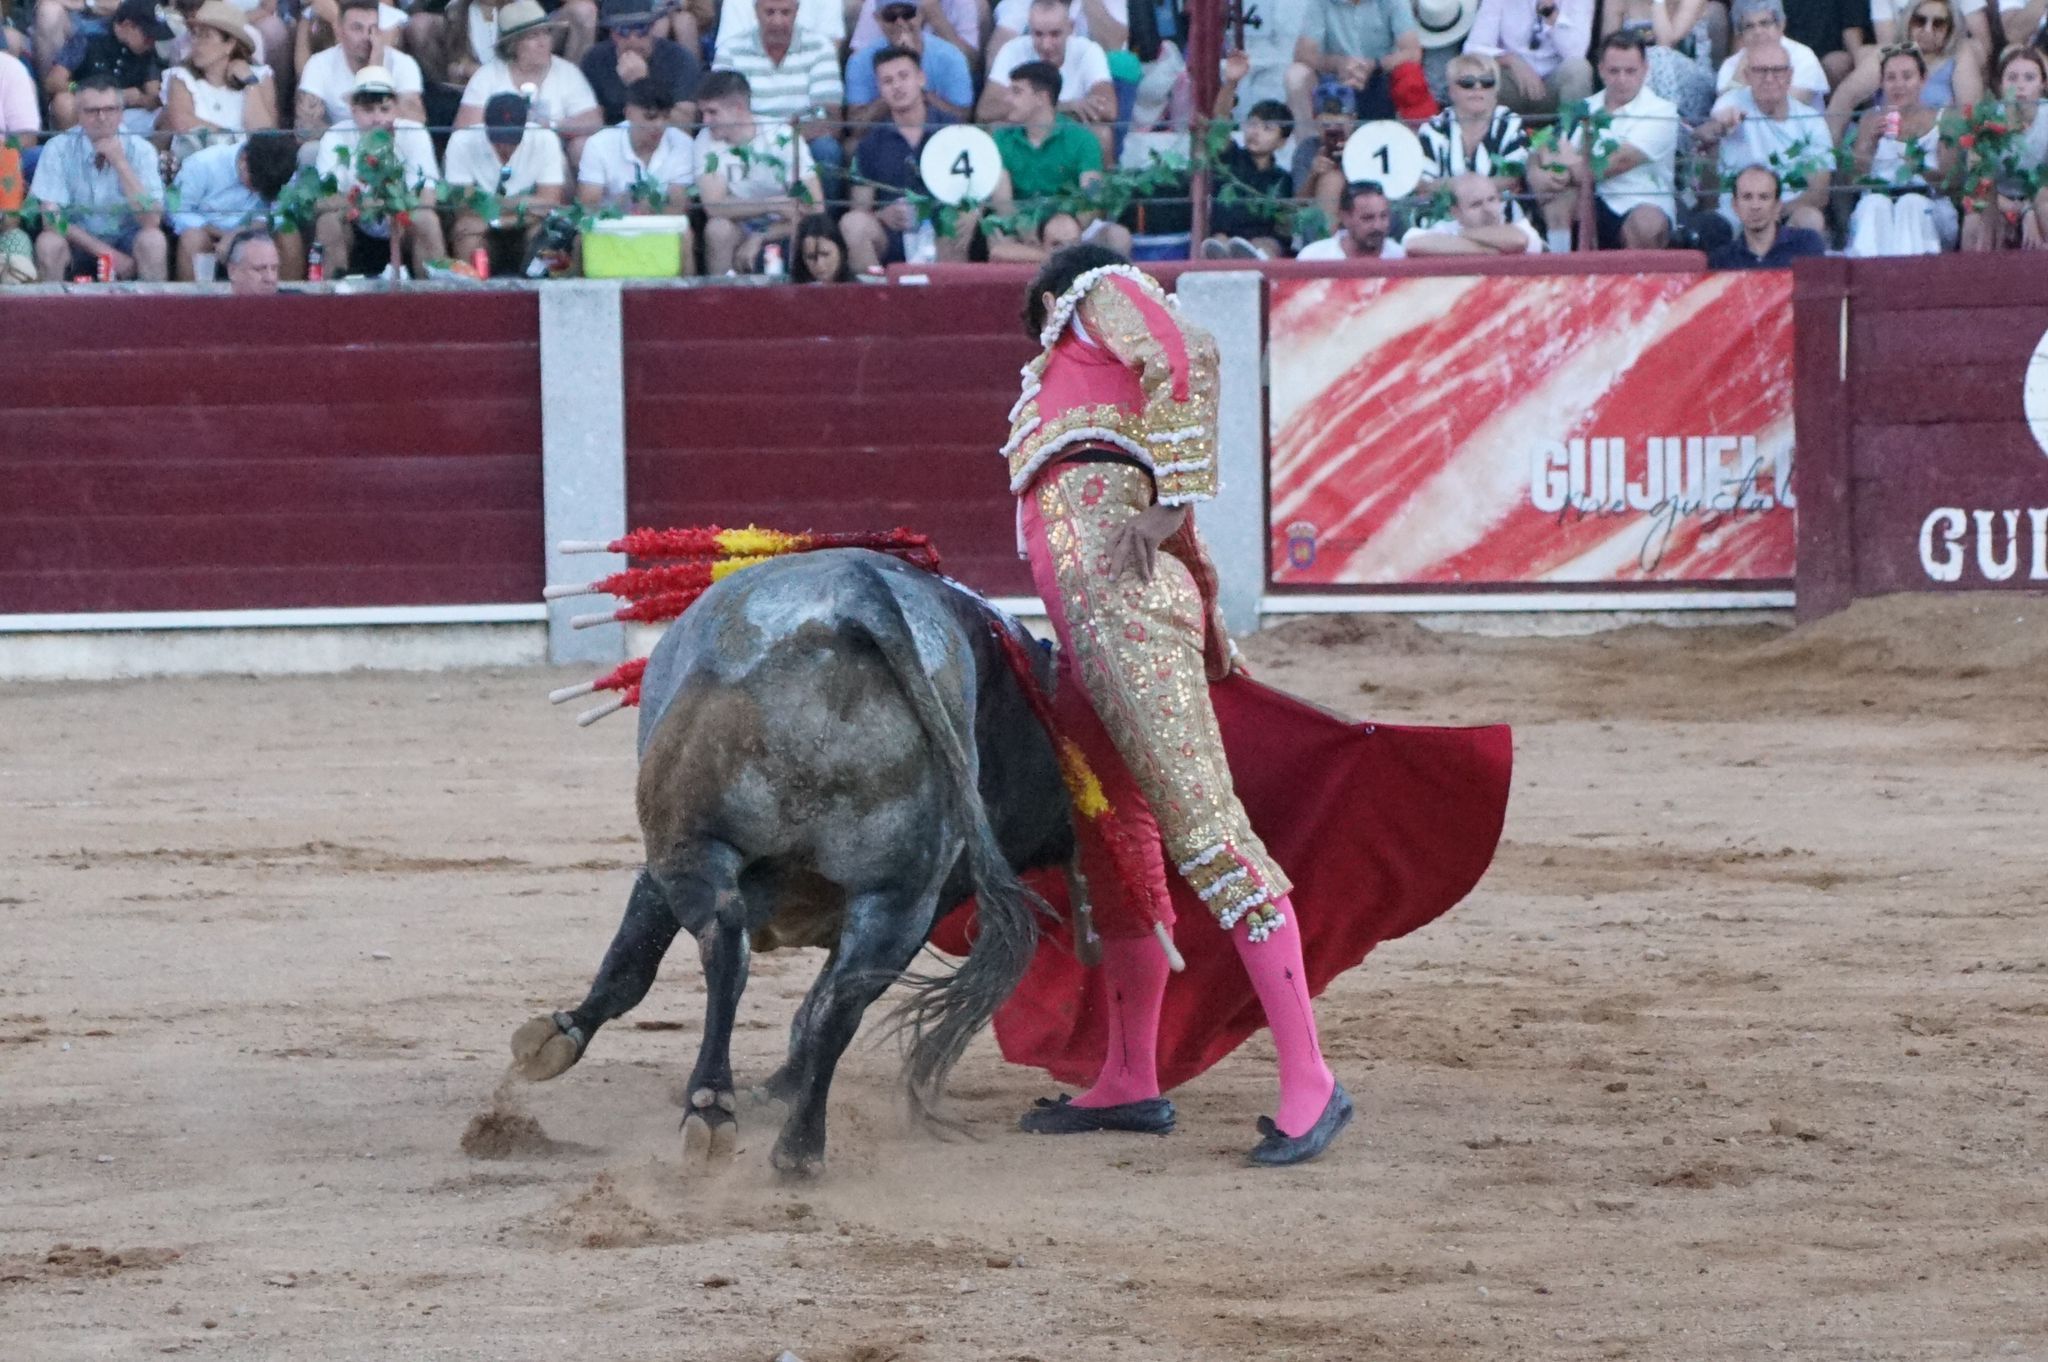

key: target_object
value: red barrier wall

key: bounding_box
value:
[1793,257,2048,620]
[624,282,1039,596]
[0,293,543,615]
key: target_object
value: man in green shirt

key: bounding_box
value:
[987,59,1132,262]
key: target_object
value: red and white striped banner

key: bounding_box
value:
[1267,272,1796,590]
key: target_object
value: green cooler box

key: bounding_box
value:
[584,216,692,278]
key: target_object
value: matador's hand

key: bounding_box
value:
[1107,504,1188,584]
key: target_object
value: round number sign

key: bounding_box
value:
[1341,120,1428,201]
[919,125,1004,206]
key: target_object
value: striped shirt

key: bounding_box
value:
[1415,105,1530,223]
[712,29,844,122]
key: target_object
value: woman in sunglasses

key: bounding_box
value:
[1415,52,1531,225]
[1826,0,1981,137]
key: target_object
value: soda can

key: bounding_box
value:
[472,248,491,279]
[96,252,114,283]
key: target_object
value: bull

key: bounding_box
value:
[510,549,1073,1177]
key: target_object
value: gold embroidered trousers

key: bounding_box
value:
[1022,460,1290,939]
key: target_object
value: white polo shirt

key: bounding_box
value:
[1296,231,1407,260]
[459,56,599,127]
[1398,217,1545,251]
[299,45,424,125]
[444,124,568,196]
[1586,85,1678,219]
[991,0,1129,42]
[984,33,1112,102]
[578,122,697,204]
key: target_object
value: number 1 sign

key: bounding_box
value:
[1341,121,1427,201]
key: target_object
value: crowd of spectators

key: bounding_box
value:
[3,0,2048,283]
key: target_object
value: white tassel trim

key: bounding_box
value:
[1176,843,1229,876]
[1153,457,1210,475]
[1038,263,1168,348]
[1006,427,1153,494]
[1157,486,1218,507]
[1154,426,1207,444]
[1005,380,1041,424]
[1215,886,1273,931]
[1241,905,1285,942]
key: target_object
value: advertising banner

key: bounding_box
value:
[1268,272,1797,592]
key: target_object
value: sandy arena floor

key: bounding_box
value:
[3,595,2045,1362]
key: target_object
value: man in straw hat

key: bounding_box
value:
[311,62,447,276]
[1461,0,1594,112]
[455,0,603,160]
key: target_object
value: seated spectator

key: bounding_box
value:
[1296,177,1407,258]
[169,126,298,280]
[846,1,972,123]
[293,0,408,90]
[31,0,119,85]
[847,0,979,71]
[1826,0,1980,138]
[577,76,696,213]
[162,1,278,159]
[1599,0,1719,125]
[408,0,502,102]
[0,47,37,145]
[457,0,603,161]
[44,0,165,132]
[312,65,447,277]
[1201,99,1294,258]
[1284,0,1424,127]
[222,223,281,292]
[1415,51,1531,221]
[1864,0,2016,59]
[976,0,1115,149]
[1290,83,1357,225]
[843,44,968,271]
[581,0,701,127]
[1780,0,1862,87]
[1846,45,1958,254]
[713,0,846,200]
[1529,31,1679,248]
[1463,0,1595,113]
[1960,45,2048,250]
[1401,171,1545,251]
[988,0,1128,52]
[693,68,823,272]
[714,0,845,52]
[1694,39,1829,235]
[445,90,569,273]
[986,57,1132,260]
[297,0,425,133]
[1714,0,1827,109]
[1120,2,1191,168]
[161,0,273,69]
[1222,0,1309,117]
[1707,162,1824,265]
[27,75,166,281]
[791,210,854,280]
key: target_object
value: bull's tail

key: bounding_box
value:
[850,565,1047,1125]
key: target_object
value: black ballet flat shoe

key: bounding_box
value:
[1018,1094,1176,1135]
[1246,1082,1354,1167]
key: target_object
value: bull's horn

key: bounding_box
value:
[569,610,621,630]
[557,540,615,554]
[1153,922,1186,973]
[542,582,599,601]
[575,695,629,727]
[548,680,598,704]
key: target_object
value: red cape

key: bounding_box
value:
[929,674,1513,1091]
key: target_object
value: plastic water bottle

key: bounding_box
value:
[908,218,938,264]
[761,241,786,278]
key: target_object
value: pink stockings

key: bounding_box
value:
[1076,897,1338,1138]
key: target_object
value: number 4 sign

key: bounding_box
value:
[1341,121,1427,201]
[918,125,1005,206]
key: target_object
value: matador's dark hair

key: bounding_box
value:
[1023,242,1130,338]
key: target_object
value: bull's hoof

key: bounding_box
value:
[510,1012,583,1082]
[769,1136,825,1181]
[680,1088,738,1167]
